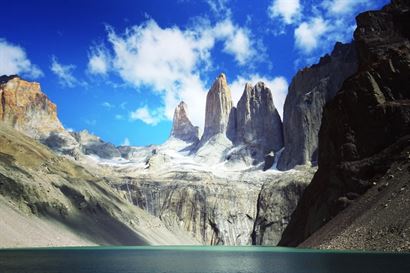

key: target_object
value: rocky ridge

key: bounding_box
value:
[279,0,410,250]
[277,42,358,170]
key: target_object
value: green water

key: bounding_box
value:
[0,246,409,273]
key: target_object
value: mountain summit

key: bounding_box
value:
[170,101,199,142]
[201,73,236,142]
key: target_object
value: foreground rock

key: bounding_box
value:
[0,124,197,247]
[277,42,357,170]
[279,0,410,251]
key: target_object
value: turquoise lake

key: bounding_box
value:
[0,246,409,273]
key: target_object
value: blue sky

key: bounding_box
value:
[0,0,388,146]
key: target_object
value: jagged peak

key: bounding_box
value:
[170,101,199,142]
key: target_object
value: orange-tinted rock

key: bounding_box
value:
[0,75,63,138]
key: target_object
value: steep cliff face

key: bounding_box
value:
[236,82,283,158]
[279,0,410,249]
[0,75,64,138]
[201,73,236,142]
[277,42,357,171]
[114,171,262,245]
[252,166,316,245]
[170,101,199,142]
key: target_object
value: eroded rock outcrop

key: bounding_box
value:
[170,101,199,142]
[279,0,410,249]
[0,75,64,138]
[236,82,284,163]
[277,42,357,170]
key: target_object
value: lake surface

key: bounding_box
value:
[0,246,409,273]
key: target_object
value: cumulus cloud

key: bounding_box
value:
[97,18,258,128]
[213,19,255,65]
[87,45,111,75]
[0,39,43,78]
[130,105,163,126]
[230,75,288,120]
[294,17,329,54]
[268,0,301,25]
[322,0,372,15]
[50,56,78,87]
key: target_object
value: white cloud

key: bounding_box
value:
[322,0,372,15]
[204,0,231,18]
[213,19,255,65]
[294,17,329,54]
[102,102,114,109]
[130,105,163,126]
[102,18,258,128]
[88,45,110,75]
[230,75,288,120]
[50,56,78,87]
[0,39,43,78]
[268,0,301,25]
[122,137,130,146]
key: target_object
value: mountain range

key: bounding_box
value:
[0,0,409,251]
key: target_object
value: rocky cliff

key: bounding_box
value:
[0,75,64,139]
[236,82,283,163]
[201,73,236,142]
[170,101,199,142]
[252,166,316,245]
[277,42,357,170]
[279,0,410,250]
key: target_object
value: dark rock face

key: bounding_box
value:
[201,73,236,142]
[236,82,283,154]
[279,0,410,247]
[277,42,357,171]
[170,101,199,142]
[252,166,316,245]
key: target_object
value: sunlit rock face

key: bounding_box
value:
[277,42,358,171]
[116,174,259,245]
[201,73,236,143]
[170,101,199,143]
[0,75,64,138]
